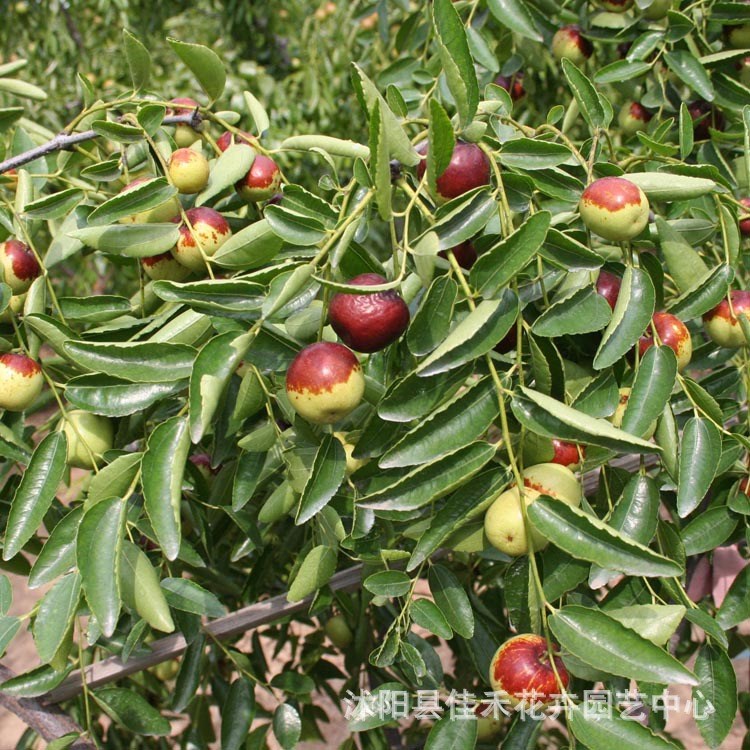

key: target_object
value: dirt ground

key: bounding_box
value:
[0,572,747,749]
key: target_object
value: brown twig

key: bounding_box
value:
[0,112,202,175]
[0,665,95,749]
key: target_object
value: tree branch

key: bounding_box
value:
[0,665,95,749]
[0,112,203,175]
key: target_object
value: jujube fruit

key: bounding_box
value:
[328,273,410,353]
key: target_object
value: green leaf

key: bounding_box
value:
[470,212,550,296]
[628,173,717,202]
[161,577,225,617]
[3,432,67,560]
[668,264,733,321]
[287,545,337,602]
[369,99,392,221]
[152,279,265,317]
[550,605,697,685]
[716,564,750,629]
[0,616,20,657]
[569,702,680,750]
[212,219,283,270]
[190,331,254,443]
[693,644,737,749]
[94,687,171,736]
[679,102,694,159]
[265,205,327,246]
[197,143,255,206]
[360,442,496,513]
[221,677,256,750]
[296,435,347,525]
[273,703,301,750]
[66,375,185,418]
[123,30,151,91]
[562,59,610,130]
[64,341,195,383]
[664,50,714,101]
[0,664,74,698]
[33,572,80,663]
[407,469,510,570]
[417,291,518,375]
[167,38,225,102]
[28,507,82,588]
[172,634,205,712]
[594,60,652,84]
[280,135,369,159]
[429,564,474,638]
[590,475,661,588]
[77,496,126,637]
[120,541,174,632]
[364,570,411,597]
[511,386,657,454]
[379,377,499,469]
[0,78,47,101]
[351,64,419,167]
[527,498,682,577]
[425,714,477,749]
[594,266,655,370]
[681,507,738,556]
[486,0,542,41]
[379,362,472,423]
[411,599,453,639]
[68,224,180,258]
[427,99,456,197]
[532,287,612,337]
[677,418,721,517]
[0,575,10,615]
[23,188,83,220]
[431,0,479,126]
[605,604,685,645]
[430,189,498,250]
[91,121,144,143]
[142,416,190,561]
[407,276,458,357]
[621,345,677,437]
[499,139,574,170]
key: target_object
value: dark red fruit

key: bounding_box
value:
[416,140,491,202]
[328,273,410,353]
[595,270,622,311]
[687,101,725,140]
[440,241,477,270]
[216,130,257,152]
[739,197,750,237]
[638,311,692,371]
[493,73,525,101]
[551,439,585,469]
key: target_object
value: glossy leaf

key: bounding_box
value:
[693,644,738,749]
[417,291,518,375]
[142,416,190,560]
[677,418,721,517]
[95,687,171,736]
[511,386,656,454]
[161,577,225,617]
[167,38,225,101]
[379,377,499,469]
[3,432,67,560]
[33,572,81,664]
[429,564,474,638]
[594,266,655,370]
[77,496,126,638]
[287,545,337,602]
[527,498,682,577]
[532,287,611,337]
[550,605,697,685]
[221,677,256,750]
[296,435,346,524]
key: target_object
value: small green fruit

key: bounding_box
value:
[63,410,114,469]
[324,614,353,649]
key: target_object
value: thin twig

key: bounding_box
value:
[0,113,202,175]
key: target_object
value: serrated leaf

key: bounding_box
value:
[677,417,721,517]
[296,435,346,525]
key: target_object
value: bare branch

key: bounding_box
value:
[0,112,202,175]
[0,665,95,749]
